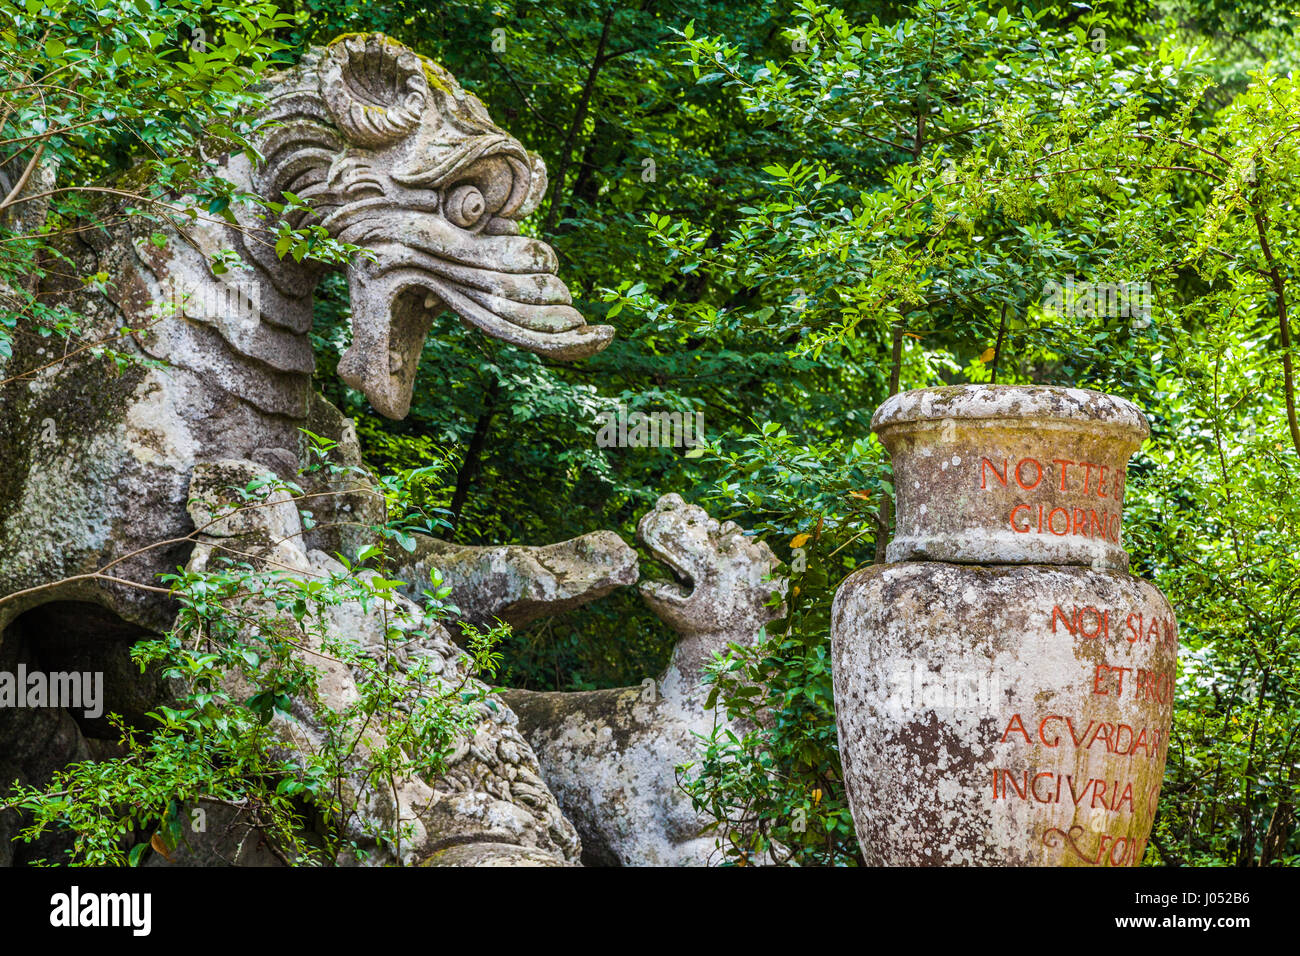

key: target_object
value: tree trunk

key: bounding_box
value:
[449,382,500,536]
[543,7,614,236]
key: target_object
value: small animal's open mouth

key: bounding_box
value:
[639,546,696,605]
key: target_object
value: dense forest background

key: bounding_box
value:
[2,0,1298,865]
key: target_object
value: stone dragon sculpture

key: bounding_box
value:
[0,33,613,865]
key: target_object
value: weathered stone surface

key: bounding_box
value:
[503,685,700,866]
[873,385,1149,569]
[636,494,785,703]
[834,384,1175,867]
[177,459,582,867]
[831,562,1176,866]
[392,530,638,630]
[0,151,58,257]
[143,801,287,867]
[0,33,612,865]
[422,842,571,867]
[1,29,612,635]
[505,493,785,866]
[253,33,614,418]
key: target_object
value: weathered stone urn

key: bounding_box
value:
[875,386,1149,569]
[831,385,1177,866]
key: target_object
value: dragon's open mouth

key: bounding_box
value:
[335,223,613,418]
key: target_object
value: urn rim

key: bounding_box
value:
[871,384,1150,440]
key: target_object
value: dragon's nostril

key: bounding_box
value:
[446,184,487,227]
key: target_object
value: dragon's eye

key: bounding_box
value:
[446,184,487,227]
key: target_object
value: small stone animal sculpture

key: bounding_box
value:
[503,494,785,866]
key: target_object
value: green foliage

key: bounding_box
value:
[2,444,505,865]
[287,0,1300,865]
[3,0,1298,867]
[1128,325,1300,865]
[0,0,365,370]
[684,626,859,866]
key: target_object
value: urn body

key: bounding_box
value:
[831,562,1176,866]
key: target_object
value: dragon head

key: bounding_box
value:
[247,34,613,418]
